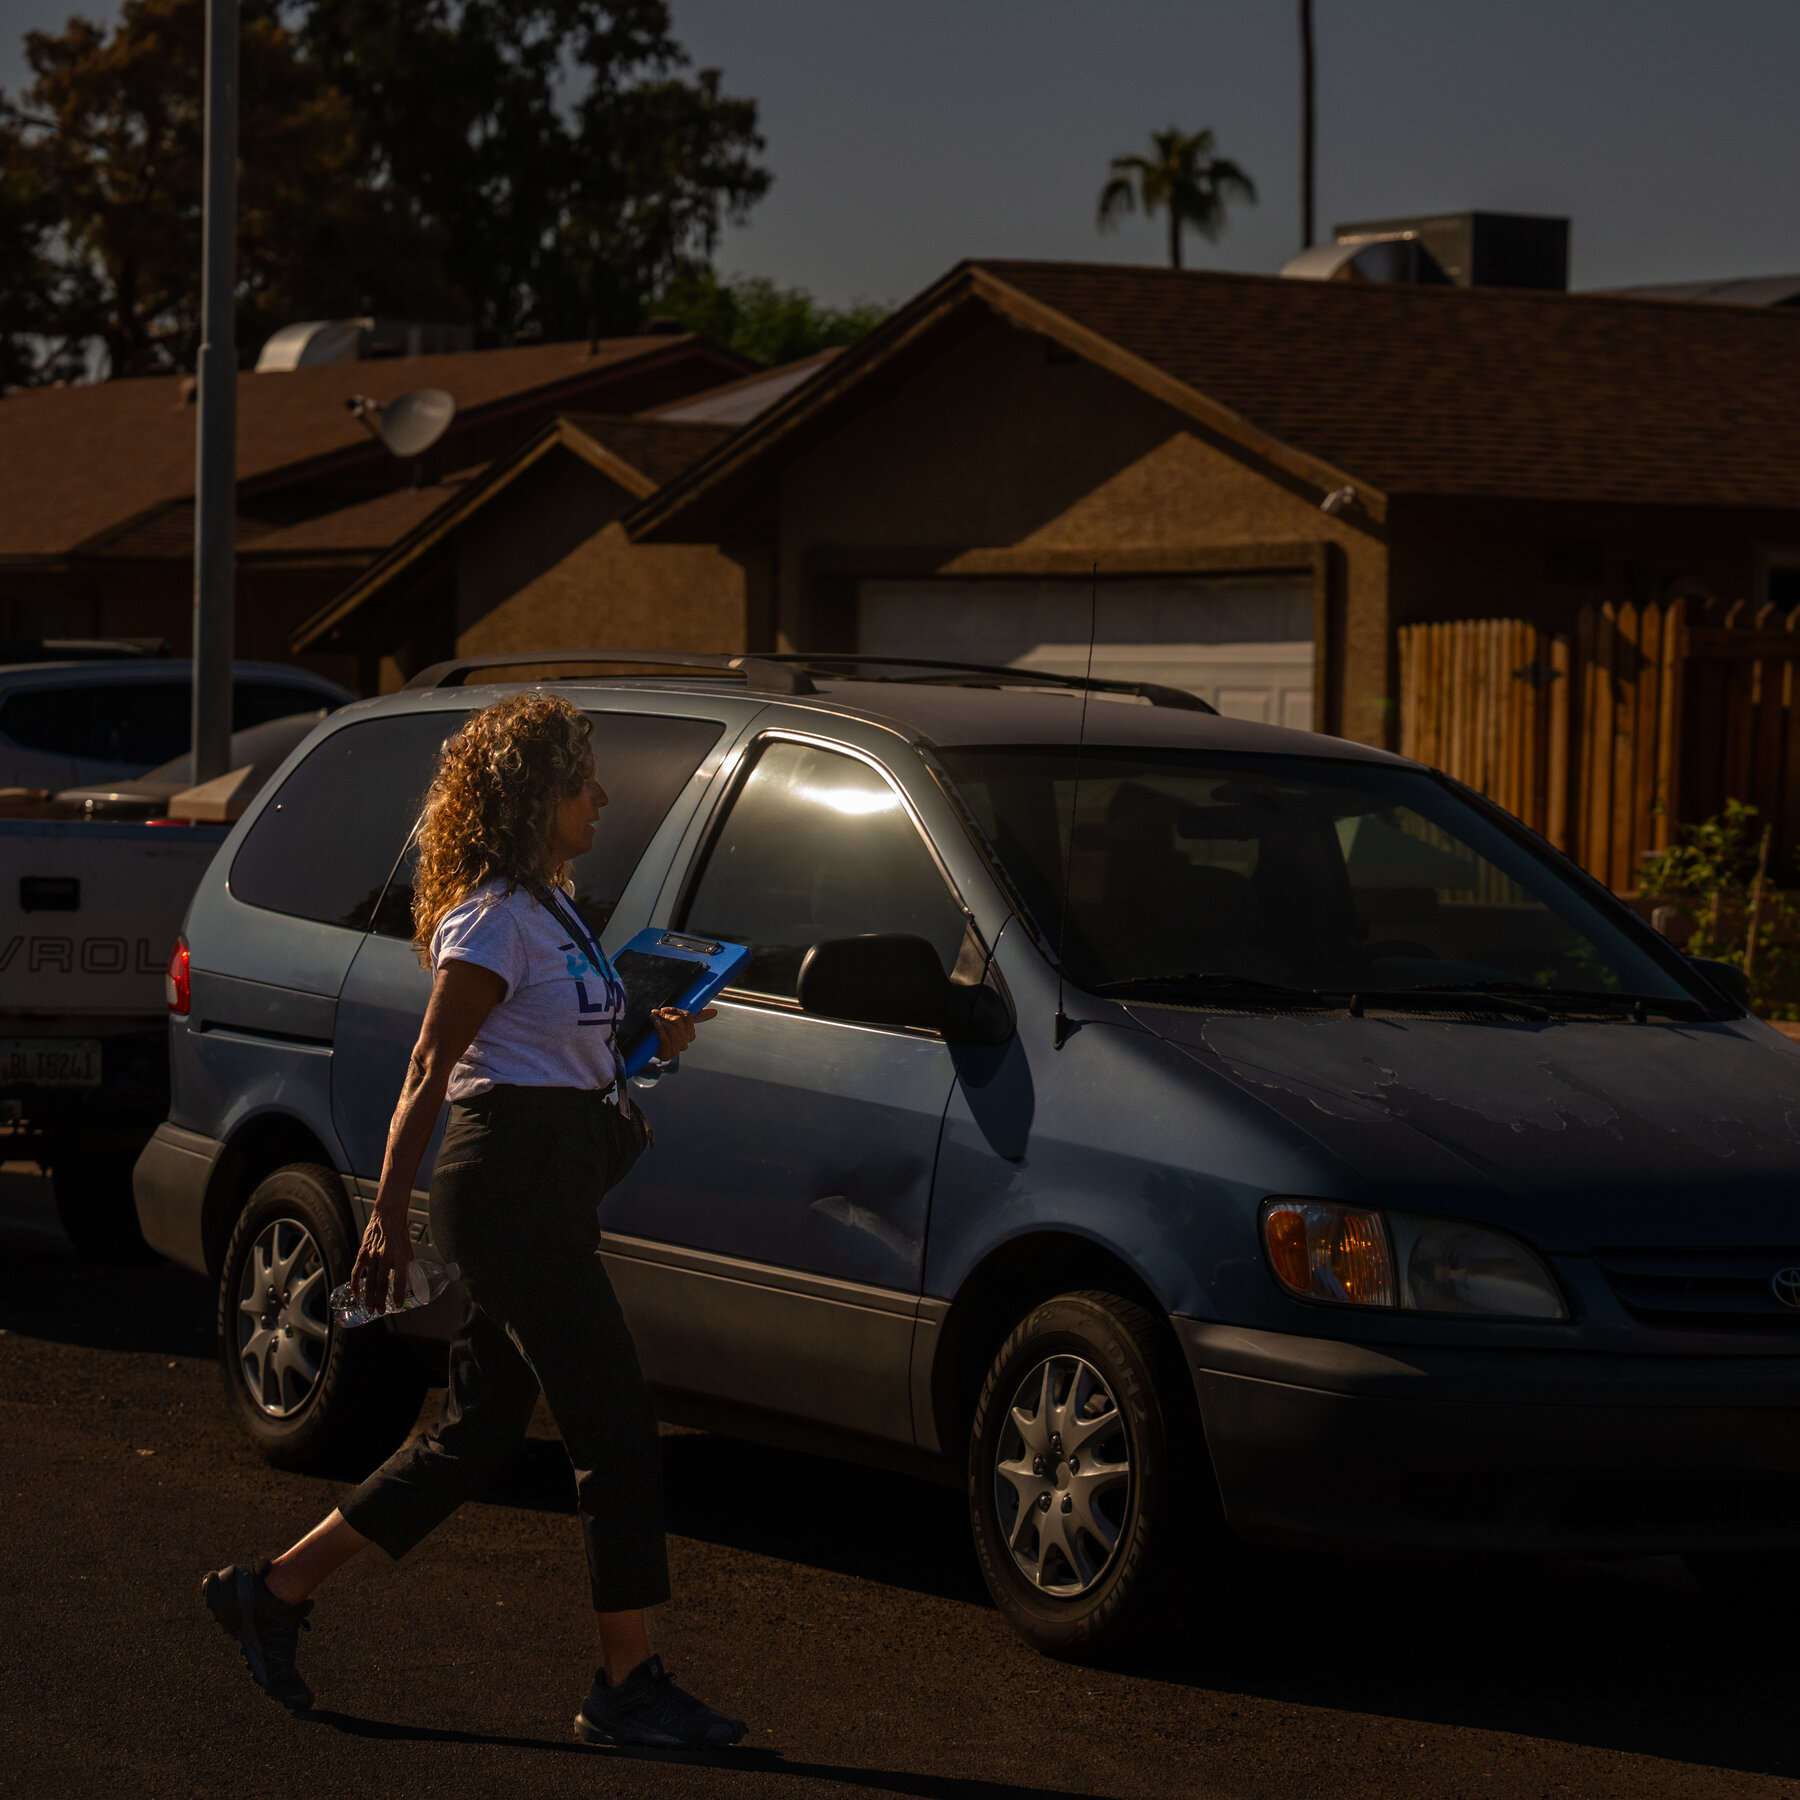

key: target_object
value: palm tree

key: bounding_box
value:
[1097,127,1257,270]
[1300,0,1317,249]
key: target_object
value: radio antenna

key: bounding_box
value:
[1053,564,1100,1050]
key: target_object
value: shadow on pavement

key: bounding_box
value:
[0,1162,215,1359]
[474,1429,987,1607]
[1136,1549,1800,1785]
[11,1178,1800,1785]
[301,1709,1109,1798]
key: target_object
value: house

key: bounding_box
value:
[288,355,838,690]
[625,258,1800,880]
[0,332,751,689]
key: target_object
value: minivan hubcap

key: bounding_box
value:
[994,1354,1131,1597]
[235,1219,329,1417]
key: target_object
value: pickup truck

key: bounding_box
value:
[0,706,345,1259]
[0,811,228,1256]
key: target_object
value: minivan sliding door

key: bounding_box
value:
[597,735,970,1450]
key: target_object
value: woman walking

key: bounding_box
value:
[202,692,743,1750]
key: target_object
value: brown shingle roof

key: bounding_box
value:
[632,260,1800,540]
[288,413,737,651]
[559,415,735,487]
[0,335,744,561]
[78,470,492,562]
[980,260,1800,508]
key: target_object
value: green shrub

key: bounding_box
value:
[1639,801,1800,1018]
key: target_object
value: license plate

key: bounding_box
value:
[0,1038,101,1087]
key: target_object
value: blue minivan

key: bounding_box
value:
[135,652,1800,1660]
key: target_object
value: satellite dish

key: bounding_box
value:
[345,387,456,460]
[377,388,456,457]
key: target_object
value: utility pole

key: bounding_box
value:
[1300,0,1316,250]
[191,0,238,782]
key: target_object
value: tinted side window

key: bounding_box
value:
[0,677,334,764]
[0,686,103,755]
[370,711,725,941]
[232,713,469,930]
[234,681,337,731]
[0,680,193,763]
[682,740,967,999]
[104,681,193,762]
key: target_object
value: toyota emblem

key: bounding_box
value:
[1773,1268,1800,1309]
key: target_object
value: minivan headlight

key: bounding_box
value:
[1388,1213,1566,1319]
[1261,1200,1566,1320]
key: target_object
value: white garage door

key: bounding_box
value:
[857,576,1315,727]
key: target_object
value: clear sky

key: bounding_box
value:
[6,0,1795,305]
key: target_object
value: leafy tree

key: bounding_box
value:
[294,0,771,345]
[650,269,888,367]
[1097,126,1256,270]
[5,0,458,378]
[0,119,100,387]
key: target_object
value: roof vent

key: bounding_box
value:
[1281,234,1451,285]
[255,317,474,373]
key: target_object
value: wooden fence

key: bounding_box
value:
[1398,599,1800,888]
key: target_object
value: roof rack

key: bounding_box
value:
[762,653,1219,714]
[400,647,1216,713]
[402,650,817,694]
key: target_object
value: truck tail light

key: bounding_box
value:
[165,937,191,1015]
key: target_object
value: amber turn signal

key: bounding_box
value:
[1261,1199,1395,1308]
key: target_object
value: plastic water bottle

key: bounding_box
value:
[330,1255,460,1328]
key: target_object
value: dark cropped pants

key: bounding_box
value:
[340,1084,670,1613]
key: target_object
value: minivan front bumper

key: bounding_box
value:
[1176,1318,1800,1556]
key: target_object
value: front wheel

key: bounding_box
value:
[967,1290,1211,1663]
[216,1164,427,1476]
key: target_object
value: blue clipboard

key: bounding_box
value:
[612,927,749,1077]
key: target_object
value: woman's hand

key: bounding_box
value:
[349,1202,411,1317]
[650,1005,717,1062]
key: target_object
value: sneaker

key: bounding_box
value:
[575,1655,746,1749]
[201,1563,314,1711]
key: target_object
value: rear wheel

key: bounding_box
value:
[967,1290,1213,1663]
[216,1164,427,1476]
[52,1149,153,1264]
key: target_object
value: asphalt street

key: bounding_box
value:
[4,1164,1800,1800]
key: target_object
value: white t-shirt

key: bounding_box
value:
[431,880,626,1103]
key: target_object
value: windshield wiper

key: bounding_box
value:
[1409,980,1702,1018]
[1092,973,1327,1005]
[1094,974,1552,1016]
[1349,986,1550,1019]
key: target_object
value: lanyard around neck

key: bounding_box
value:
[536,885,624,1008]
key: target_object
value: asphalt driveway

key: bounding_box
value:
[3,1161,1798,1800]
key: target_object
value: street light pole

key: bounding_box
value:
[191,0,238,782]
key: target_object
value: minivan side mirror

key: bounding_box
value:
[797,933,1013,1044]
[1688,954,1751,1009]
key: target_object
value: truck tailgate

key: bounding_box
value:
[0,820,231,1015]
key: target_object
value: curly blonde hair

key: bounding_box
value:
[412,692,594,959]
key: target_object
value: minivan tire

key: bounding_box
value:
[216,1164,427,1477]
[52,1149,154,1264]
[968,1291,1207,1664]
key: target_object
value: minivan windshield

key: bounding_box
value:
[940,747,1699,1009]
